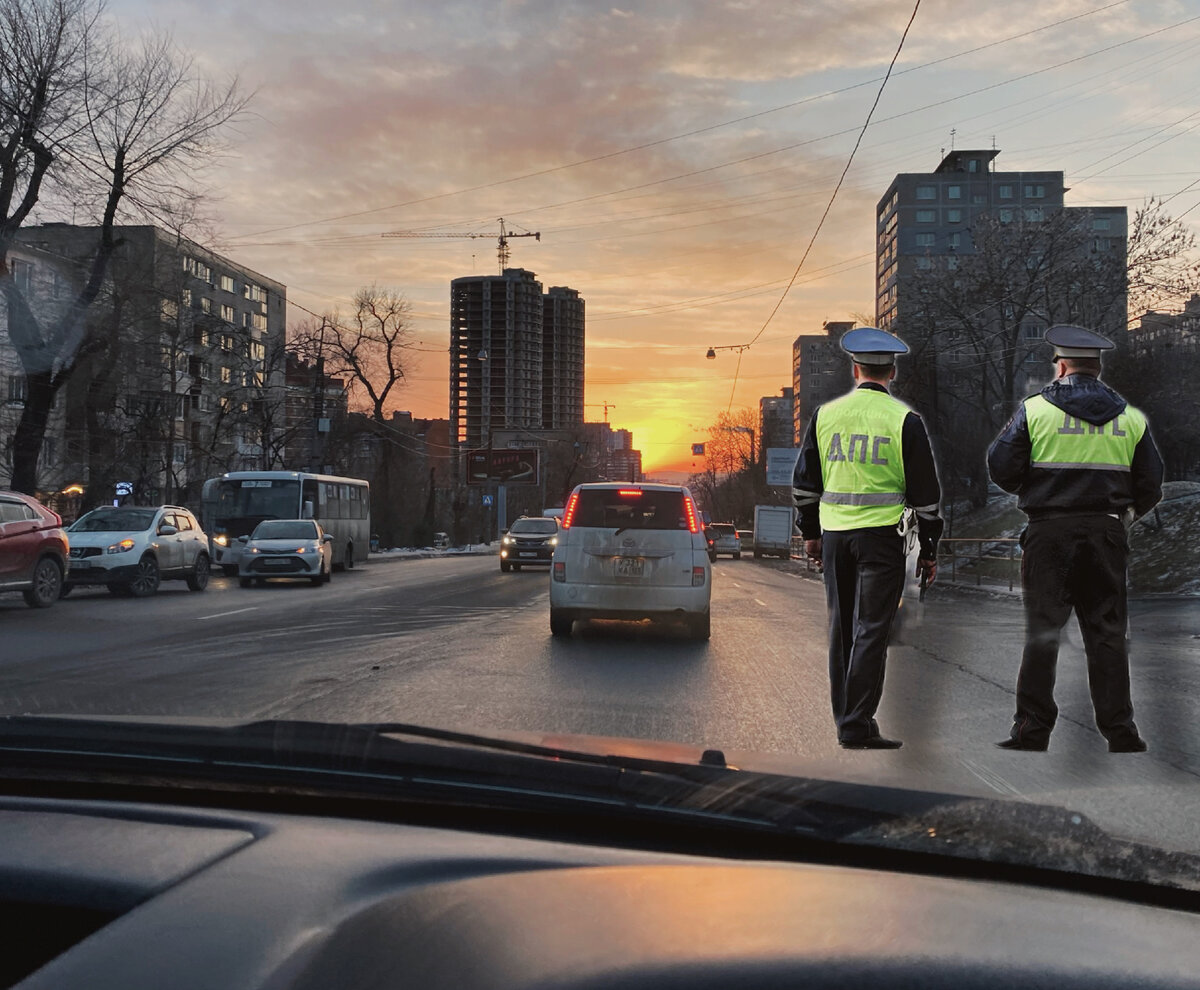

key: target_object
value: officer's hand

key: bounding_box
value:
[805,538,822,563]
[917,557,937,587]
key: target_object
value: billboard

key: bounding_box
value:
[466,448,541,485]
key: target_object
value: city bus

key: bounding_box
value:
[200,471,370,575]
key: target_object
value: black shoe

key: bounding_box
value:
[840,736,903,750]
[1108,737,1148,753]
[996,737,1048,751]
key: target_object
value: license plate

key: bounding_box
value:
[519,552,537,558]
[71,560,90,569]
[264,558,291,566]
[615,557,645,577]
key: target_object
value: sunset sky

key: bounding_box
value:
[81,0,1200,474]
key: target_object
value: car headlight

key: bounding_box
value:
[106,538,136,554]
[502,536,513,545]
[214,534,229,547]
[548,536,558,546]
[247,546,260,555]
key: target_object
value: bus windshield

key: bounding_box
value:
[215,479,301,525]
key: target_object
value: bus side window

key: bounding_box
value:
[302,480,319,519]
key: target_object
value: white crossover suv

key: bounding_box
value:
[549,483,712,641]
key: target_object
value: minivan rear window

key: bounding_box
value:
[571,490,690,530]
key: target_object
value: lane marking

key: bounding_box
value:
[196,606,260,621]
[754,599,768,607]
[958,757,1028,799]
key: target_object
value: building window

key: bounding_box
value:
[199,296,212,314]
[947,209,962,223]
[915,233,935,247]
[947,232,961,250]
[968,158,979,173]
[1093,217,1111,231]
[220,366,232,384]
[182,287,192,307]
[915,209,936,222]
[972,194,986,205]
[7,375,27,404]
[916,256,932,270]
[946,185,962,200]
[999,208,1014,223]
[999,184,1013,199]
[11,259,32,294]
[219,274,235,293]
[1093,237,1112,251]
[947,256,959,271]
[220,304,235,322]
[1024,207,1043,222]
[1024,184,1045,198]
[915,185,936,200]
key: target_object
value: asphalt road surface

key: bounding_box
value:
[2,554,1199,852]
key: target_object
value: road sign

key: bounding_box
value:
[765,447,801,486]
[482,494,494,507]
[692,443,705,456]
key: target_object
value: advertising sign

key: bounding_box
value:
[466,448,541,485]
[765,447,801,487]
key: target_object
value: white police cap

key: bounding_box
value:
[1044,324,1114,361]
[840,327,909,366]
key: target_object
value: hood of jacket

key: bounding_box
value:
[1038,374,1126,426]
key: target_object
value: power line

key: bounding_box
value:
[722,0,921,411]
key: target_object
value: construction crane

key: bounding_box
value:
[381,218,540,274]
[585,401,616,423]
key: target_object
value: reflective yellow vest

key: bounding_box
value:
[816,388,909,531]
[1024,395,1146,473]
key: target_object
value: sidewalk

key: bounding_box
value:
[366,543,499,565]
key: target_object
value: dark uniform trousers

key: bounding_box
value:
[1014,514,1139,747]
[822,527,906,742]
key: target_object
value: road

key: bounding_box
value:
[2,555,1200,851]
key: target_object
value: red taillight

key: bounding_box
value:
[553,561,566,582]
[562,490,581,529]
[683,495,699,533]
[692,566,706,586]
[617,488,642,497]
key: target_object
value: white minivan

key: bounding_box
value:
[549,483,712,641]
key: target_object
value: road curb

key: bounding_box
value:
[366,547,499,565]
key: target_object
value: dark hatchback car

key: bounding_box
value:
[499,516,560,572]
[0,490,69,608]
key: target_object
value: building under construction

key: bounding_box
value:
[449,268,585,450]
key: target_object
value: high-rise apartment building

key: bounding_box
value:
[875,149,1126,340]
[759,387,795,452]
[449,269,586,450]
[542,286,585,430]
[791,321,854,443]
[450,268,545,449]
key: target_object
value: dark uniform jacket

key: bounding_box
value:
[793,383,944,559]
[987,374,1163,520]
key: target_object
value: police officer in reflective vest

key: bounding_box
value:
[793,328,943,749]
[988,324,1163,753]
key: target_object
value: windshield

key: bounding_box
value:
[509,519,558,535]
[2,0,1200,894]
[69,508,157,533]
[571,490,690,530]
[251,520,319,541]
[214,480,301,523]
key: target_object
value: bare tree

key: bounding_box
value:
[1,0,247,493]
[291,285,415,423]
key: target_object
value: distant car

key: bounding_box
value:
[706,522,741,560]
[549,483,711,640]
[65,505,210,598]
[238,519,333,587]
[500,516,559,571]
[0,490,69,608]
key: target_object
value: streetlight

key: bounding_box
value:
[706,343,749,360]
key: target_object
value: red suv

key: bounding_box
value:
[0,491,69,608]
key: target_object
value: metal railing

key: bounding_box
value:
[937,537,1022,590]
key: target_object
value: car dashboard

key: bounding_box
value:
[4,792,1200,990]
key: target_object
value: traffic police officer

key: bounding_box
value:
[793,328,943,749]
[988,324,1163,752]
